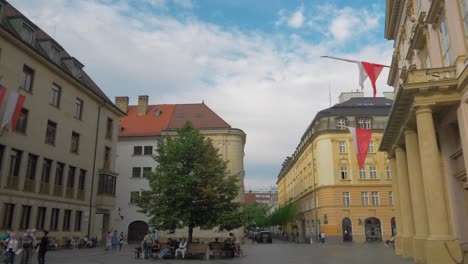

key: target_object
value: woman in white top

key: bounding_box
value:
[175,238,187,259]
[4,233,18,264]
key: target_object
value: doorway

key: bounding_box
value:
[342,217,353,242]
[365,217,382,241]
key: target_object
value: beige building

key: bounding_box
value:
[111,96,246,242]
[277,93,395,243]
[0,1,125,244]
[381,0,468,263]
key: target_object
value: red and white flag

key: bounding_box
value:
[0,86,6,107]
[1,91,26,130]
[357,61,385,101]
[347,126,373,170]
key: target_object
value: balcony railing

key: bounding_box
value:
[77,190,85,200]
[6,176,19,189]
[23,179,36,192]
[53,185,63,196]
[66,188,75,199]
[39,182,50,194]
[405,66,457,85]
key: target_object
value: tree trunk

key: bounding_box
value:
[188,223,194,243]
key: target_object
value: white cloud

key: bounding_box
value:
[288,8,304,28]
[9,0,392,189]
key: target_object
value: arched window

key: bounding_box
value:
[324,214,328,224]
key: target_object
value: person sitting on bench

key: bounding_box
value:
[159,238,177,259]
[175,238,187,259]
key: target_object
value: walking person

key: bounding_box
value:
[142,231,154,259]
[309,232,314,245]
[36,230,49,264]
[4,233,18,264]
[20,229,34,264]
[118,232,124,252]
[320,232,326,244]
[111,231,118,252]
[105,232,112,251]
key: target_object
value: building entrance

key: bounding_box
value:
[365,217,382,241]
[128,221,149,243]
[342,217,353,242]
[391,217,396,237]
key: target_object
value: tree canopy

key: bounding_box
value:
[137,123,243,242]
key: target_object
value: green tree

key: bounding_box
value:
[269,201,297,227]
[137,123,242,242]
[244,202,271,228]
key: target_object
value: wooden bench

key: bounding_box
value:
[209,242,233,259]
[186,243,207,260]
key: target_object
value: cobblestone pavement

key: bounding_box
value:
[42,240,414,264]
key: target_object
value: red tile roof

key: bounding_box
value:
[119,103,231,137]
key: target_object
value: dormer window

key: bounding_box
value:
[21,23,34,44]
[154,109,162,116]
[63,58,84,78]
[336,118,346,130]
[357,118,372,129]
[50,46,61,64]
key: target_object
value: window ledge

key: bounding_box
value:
[19,86,32,94]
[49,103,60,109]
[340,179,351,181]
[73,116,82,121]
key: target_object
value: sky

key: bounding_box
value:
[10,0,395,191]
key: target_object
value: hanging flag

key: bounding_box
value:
[347,126,373,170]
[0,86,6,107]
[1,91,26,130]
[321,56,389,101]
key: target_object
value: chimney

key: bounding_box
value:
[115,96,129,113]
[138,95,149,115]
[338,92,364,103]
[383,92,395,100]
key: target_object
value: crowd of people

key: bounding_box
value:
[0,229,50,264]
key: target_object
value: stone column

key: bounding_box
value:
[404,129,429,264]
[415,106,457,264]
[389,157,403,255]
[394,146,415,258]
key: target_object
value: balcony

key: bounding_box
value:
[405,66,457,86]
[95,193,116,210]
[53,185,63,196]
[23,179,36,192]
[66,188,75,199]
[6,176,19,189]
[77,190,85,200]
[39,182,50,195]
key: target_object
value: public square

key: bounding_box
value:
[44,240,413,264]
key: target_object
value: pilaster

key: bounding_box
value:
[389,157,403,256]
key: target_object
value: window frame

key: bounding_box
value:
[25,153,38,180]
[45,120,57,145]
[41,158,52,183]
[336,118,346,130]
[133,146,143,155]
[438,15,453,66]
[21,65,34,93]
[74,211,82,231]
[340,166,348,180]
[361,192,369,206]
[50,45,61,64]
[74,98,83,120]
[371,192,380,205]
[71,132,80,154]
[2,203,15,229]
[369,166,377,179]
[106,118,113,139]
[19,205,32,230]
[78,169,86,191]
[36,207,46,230]
[63,209,71,231]
[359,167,366,179]
[50,83,62,108]
[342,192,351,206]
[21,23,34,44]
[132,167,142,178]
[67,166,76,188]
[386,166,392,179]
[368,141,374,153]
[50,208,60,230]
[389,191,394,205]
[461,0,468,39]
[14,108,28,133]
[144,146,153,155]
[339,141,346,153]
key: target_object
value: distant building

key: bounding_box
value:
[0,1,124,243]
[111,96,246,242]
[382,0,468,263]
[245,189,278,207]
[277,92,394,243]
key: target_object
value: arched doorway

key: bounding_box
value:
[342,217,353,242]
[365,217,382,241]
[128,221,149,243]
[391,217,396,236]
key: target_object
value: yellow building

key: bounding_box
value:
[277,92,395,243]
[381,0,468,263]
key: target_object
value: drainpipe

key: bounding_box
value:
[312,156,318,242]
[87,101,106,238]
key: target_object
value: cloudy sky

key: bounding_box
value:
[11,0,394,190]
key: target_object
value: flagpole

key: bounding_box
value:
[320,55,402,70]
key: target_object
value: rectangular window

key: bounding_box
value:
[462,0,468,38]
[71,132,80,153]
[74,211,82,231]
[143,167,152,177]
[15,108,28,133]
[74,98,83,119]
[2,203,15,229]
[106,118,113,139]
[41,158,52,183]
[19,205,32,230]
[36,207,46,229]
[21,65,34,92]
[337,118,346,130]
[357,118,372,129]
[132,167,141,178]
[371,192,380,205]
[50,208,59,230]
[133,146,142,155]
[439,16,453,66]
[50,46,61,64]
[144,146,153,155]
[386,166,392,179]
[104,147,111,170]
[78,169,86,190]
[368,141,374,153]
[55,162,64,186]
[339,141,346,153]
[342,192,350,206]
[50,83,61,107]
[0,145,5,174]
[21,23,34,44]
[361,192,369,205]
[25,154,38,180]
[369,166,377,179]
[340,166,348,180]
[67,166,76,188]
[360,167,366,179]
[389,191,394,205]
[63,209,71,231]
[9,149,22,177]
[98,174,116,195]
[45,120,57,145]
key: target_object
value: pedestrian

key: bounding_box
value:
[175,238,187,259]
[309,232,314,245]
[105,231,112,251]
[142,231,154,259]
[36,230,49,264]
[20,229,34,264]
[4,233,18,264]
[111,230,118,252]
[118,232,124,252]
[151,229,158,241]
[320,232,326,244]
[296,231,299,243]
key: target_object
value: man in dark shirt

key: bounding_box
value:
[36,230,49,264]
